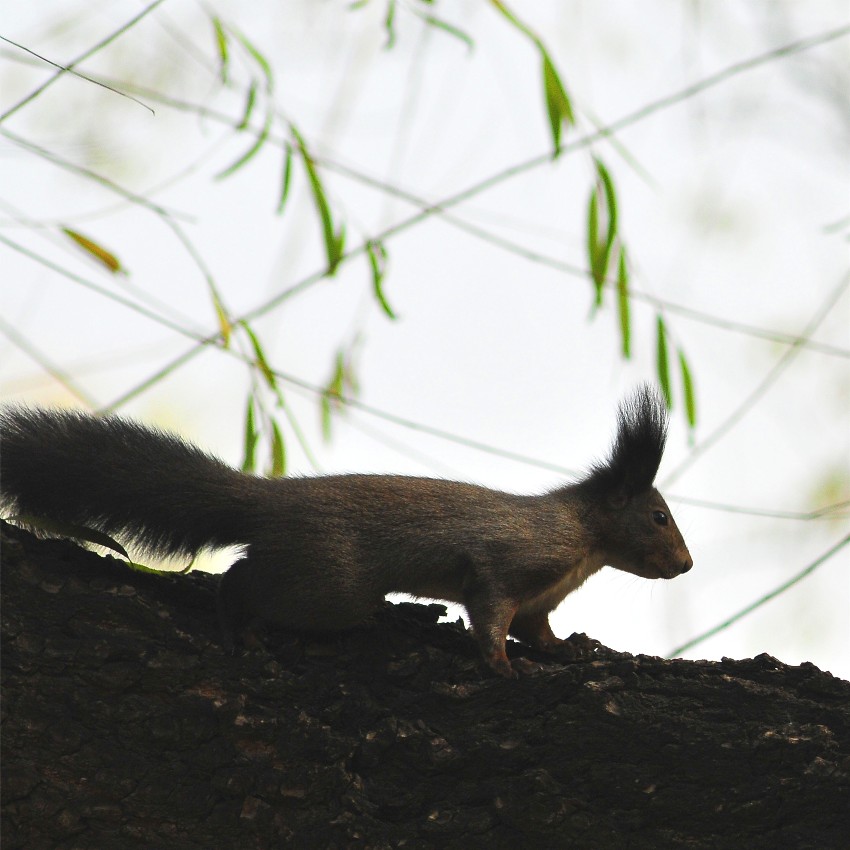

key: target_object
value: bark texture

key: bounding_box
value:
[2,522,849,849]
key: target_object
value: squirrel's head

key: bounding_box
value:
[579,385,693,580]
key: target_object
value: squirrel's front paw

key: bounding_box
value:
[543,632,602,661]
[511,657,546,676]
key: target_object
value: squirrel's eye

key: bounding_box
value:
[652,510,668,526]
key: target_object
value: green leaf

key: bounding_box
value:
[656,315,672,407]
[129,559,189,575]
[320,395,332,441]
[235,79,257,131]
[678,349,697,428]
[233,28,273,92]
[384,0,397,49]
[585,160,621,308]
[332,221,346,272]
[320,351,347,441]
[292,125,346,275]
[8,514,131,560]
[414,13,474,51]
[213,294,232,348]
[588,190,598,251]
[62,228,125,274]
[241,322,277,389]
[270,418,286,477]
[488,0,536,42]
[241,394,258,472]
[586,188,604,305]
[277,143,293,215]
[367,240,396,319]
[595,158,618,260]
[489,1,572,155]
[212,17,229,84]
[215,109,272,180]
[330,351,345,398]
[176,558,196,575]
[542,52,574,157]
[616,247,631,358]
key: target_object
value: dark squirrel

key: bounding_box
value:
[0,385,692,678]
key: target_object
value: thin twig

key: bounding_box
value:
[241,24,850,323]
[668,532,850,657]
[0,314,99,407]
[0,0,167,123]
[0,35,154,114]
[662,271,850,486]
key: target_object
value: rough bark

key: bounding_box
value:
[2,521,849,849]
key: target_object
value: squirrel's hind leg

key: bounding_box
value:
[463,589,519,679]
[217,558,254,651]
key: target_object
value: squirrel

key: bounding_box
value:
[0,385,692,678]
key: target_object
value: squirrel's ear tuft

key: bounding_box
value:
[581,384,668,501]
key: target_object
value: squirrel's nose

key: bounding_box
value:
[679,557,693,574]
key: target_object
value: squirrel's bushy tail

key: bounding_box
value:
[0,406,265,557]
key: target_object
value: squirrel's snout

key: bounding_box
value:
[679,557,693,574]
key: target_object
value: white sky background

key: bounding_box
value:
[1,1,848,677]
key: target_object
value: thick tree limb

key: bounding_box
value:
[2,522,848,849]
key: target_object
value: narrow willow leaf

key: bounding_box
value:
[8,514,130,560]
[678,349,697,428]
[587,188,598,266]
[277,143,293,215]
[270,418,286,477]
[332,222,346,273]
[62,228,124,274]
[489,1,572,154]
[586,189,604,306]
[215,109,272,180]
[241,323,277,389]
[292,126,345,275]
[241,394,258,472]
[233,29,273,92]
[384,0,397,49]
[543,66,561,153]
[542,53,574,156]
[616,247,631,358]
[320,395,332,441]
[128,559,186,575]
[235,79,258,131]
[488,0,537,43]
[584,160,623,312]
[583,159,618,311]
[343,347,360,396]
[212,17,229,84]
[656,315,672,407]
[330,351,345,397]
[214,295,232,348]
[595,158,618,260]
[367,240,396,319]
[320,352,346,441]
[177,558,196,575]
[416,13,474,50]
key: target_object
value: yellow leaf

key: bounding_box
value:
[214,297,232,348]
[63,228,124,274]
